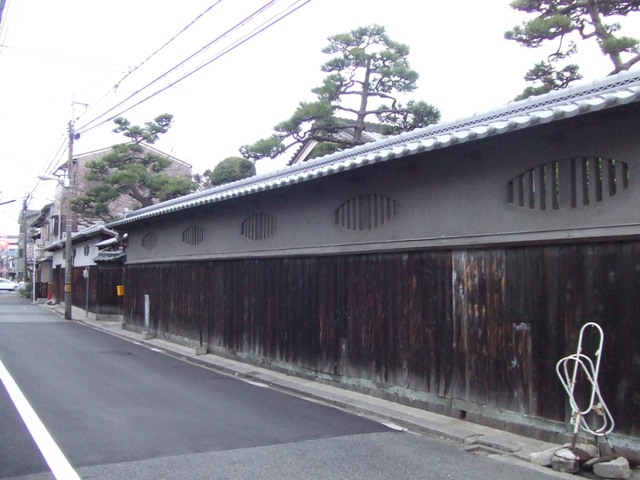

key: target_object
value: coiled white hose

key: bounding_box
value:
[556,322,615,437]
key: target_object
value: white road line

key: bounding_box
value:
[382,422,407,432]
[242,379,270,388]
[0,359,81,480]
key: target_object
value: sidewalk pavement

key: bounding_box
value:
[41,303,637,479]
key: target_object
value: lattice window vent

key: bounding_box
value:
[241,213,275,241]
[335,193,397,231]
[183,225,204,246]
[142,233,154,250]
[507,157,630,210]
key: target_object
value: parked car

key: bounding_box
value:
[0,278,19,291]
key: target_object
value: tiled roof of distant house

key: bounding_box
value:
[287,118,388,166]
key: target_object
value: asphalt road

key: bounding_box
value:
[0,293,572,480]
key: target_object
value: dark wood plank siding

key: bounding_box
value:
[95,266,124,315]
[71,267,86,309]
[69,266,123,315]
[124,241,640,436]
[53,266,62,304]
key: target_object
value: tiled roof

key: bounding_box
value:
[108,70,640,229]
[95,237,118,248]
[93,250,126,263]
[44,224,117,251]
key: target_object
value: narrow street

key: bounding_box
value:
[0,293,572,480]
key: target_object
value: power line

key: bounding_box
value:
[0,0,15,60]
[21,0,313,203]
[112,0,224,92]
[21,132,67,210]
[77,0,311,136]
[40,135,69,176]
[77,1,227,127]
[20,2,228,197]
[0,0,8,38]
[77,0,281,133]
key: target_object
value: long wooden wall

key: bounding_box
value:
[94,266,123,315]
[124,240,640,437]
[68,265,123,315]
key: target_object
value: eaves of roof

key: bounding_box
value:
[95,237,118,248]
[53,143,192,174]
[93,250,126,263]
[44,225,117,252]
[30,203,54,228]
[108,70,640,229]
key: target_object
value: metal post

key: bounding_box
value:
[32,262,37,304]
[84,268,89,317]
[64,122,75,320]
[144,294,150,331]
[21,199,27,282]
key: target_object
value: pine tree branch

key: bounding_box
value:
[610,52,640,74]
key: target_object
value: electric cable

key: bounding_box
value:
[10,131,67,205]
[76,0,280,133]
[39,135,69,176]
[26,2,253,186]
[0,0,15,59]
[77,0,226,126]
[19,0,312,201]
[77,0,311,136]
[112,0,224,92]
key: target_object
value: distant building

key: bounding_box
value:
[52,143,193,226]
[31,144,190,309]
[288,119,387,166]
[0,235,19,279]
[16,208,40,282]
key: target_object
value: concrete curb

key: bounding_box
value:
[40,303,638,478]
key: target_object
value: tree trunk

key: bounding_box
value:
[586,0,625,72]
[353,57,371,144]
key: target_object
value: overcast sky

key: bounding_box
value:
[1,0,638,235]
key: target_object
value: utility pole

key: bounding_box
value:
[21,199,27,282]
[0,0,6,29]
[19,192,34,283]
[64,122,75,320]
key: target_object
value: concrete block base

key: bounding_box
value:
[593,457,632,479]
[551,448,581,474]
